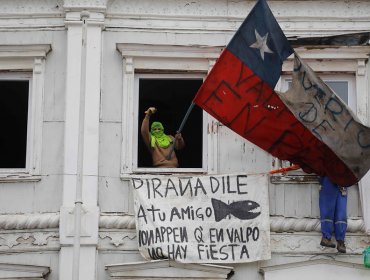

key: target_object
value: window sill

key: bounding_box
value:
[0,173,42,183]
[121,168,207,180]
[270,174,319,184]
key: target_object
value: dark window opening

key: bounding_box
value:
[0,80,29,168]
[138,78,203,168]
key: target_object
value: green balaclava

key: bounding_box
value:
[150,121,172,148]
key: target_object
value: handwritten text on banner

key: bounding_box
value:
[131,174,271,263]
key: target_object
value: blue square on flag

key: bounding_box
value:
[227,0,293,88]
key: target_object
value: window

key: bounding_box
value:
[325,78,356,110]
[135,75,203,169]
[0,44,51,182]
[0,76,30,169]
[272,73,356,181]
[117,43,223,176]
[281,74,356,109]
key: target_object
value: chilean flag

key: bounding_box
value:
[193,0,370,186]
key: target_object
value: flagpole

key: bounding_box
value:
[166,102,195,160]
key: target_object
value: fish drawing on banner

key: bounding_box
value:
[211,198,261,222]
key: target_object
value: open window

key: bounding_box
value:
[135,75,204,169]
[0,44,50,182]
[0,75,30,169]
[117,43,223,176]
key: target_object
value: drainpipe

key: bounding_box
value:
[72,11,89,280]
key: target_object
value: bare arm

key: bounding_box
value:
[141,114,151,149]
[141,107,157,149]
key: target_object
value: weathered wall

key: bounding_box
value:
[0,29,65,213]
[99,31,128,213]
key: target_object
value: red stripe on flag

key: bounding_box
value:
[193,50,357,186]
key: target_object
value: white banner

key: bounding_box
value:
[131,173,271,263]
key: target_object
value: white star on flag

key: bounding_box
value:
[250,29,273,60]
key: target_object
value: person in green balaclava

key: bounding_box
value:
[150,121,172,149]
[141,107,185,167]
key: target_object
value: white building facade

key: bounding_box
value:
[0,0,369,279]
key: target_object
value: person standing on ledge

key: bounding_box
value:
[141,107,185,168]
[319,175,348,253]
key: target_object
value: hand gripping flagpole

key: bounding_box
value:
[166,102,195,160]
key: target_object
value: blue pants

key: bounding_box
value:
[319,176,347,241]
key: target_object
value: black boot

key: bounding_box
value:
[320,237,336,248]
[337,240,346,253]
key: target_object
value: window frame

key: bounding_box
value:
[274,74,357,182]
[280,74,356,111]
[116,43,223,177]
[0,44,51,182]
[133,73,207,173]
